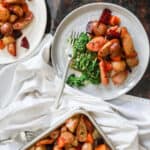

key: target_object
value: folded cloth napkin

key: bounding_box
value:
[0,34,149,150]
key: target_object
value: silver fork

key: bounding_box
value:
[0,130,41,145]
[54,31,79,109]
[0,132,28,144]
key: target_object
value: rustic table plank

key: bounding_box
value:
[47,0,150,99]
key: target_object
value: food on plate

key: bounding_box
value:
[27,114,111,150]
[67,8,139,87]
[0,0,33,56]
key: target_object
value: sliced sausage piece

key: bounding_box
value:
[86,36,107,52]
[121,27,137,58]
[98,39,120,58]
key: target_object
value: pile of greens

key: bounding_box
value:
[66,33,100,88]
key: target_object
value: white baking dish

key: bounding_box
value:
[20,108,115,150]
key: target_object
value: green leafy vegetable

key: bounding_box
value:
[66,74,87,87]
[73,32,90,57]
[67,32,100,88]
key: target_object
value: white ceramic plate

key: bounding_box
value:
[51,3,150,100]
[0,0,47,64]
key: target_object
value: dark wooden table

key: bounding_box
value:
[46,0,150,99]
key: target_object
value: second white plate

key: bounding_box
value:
[0,0,47,64]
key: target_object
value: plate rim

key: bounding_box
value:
[0,0,47,65]
[51,2,150,100]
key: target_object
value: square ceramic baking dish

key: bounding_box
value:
[20,108,115,150]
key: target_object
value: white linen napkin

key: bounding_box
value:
[0,34,149,150]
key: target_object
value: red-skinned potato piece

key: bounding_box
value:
[86,36,107,52]
[92,22,107,36]
[86,21,107,36]
[0,22,13,36]
[86,21,97,35]
[112,71,128,85]
[121,27,137,58]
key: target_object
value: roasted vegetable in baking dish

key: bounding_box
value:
[27,114,111,150]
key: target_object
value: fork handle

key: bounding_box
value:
[54,58,71,109]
